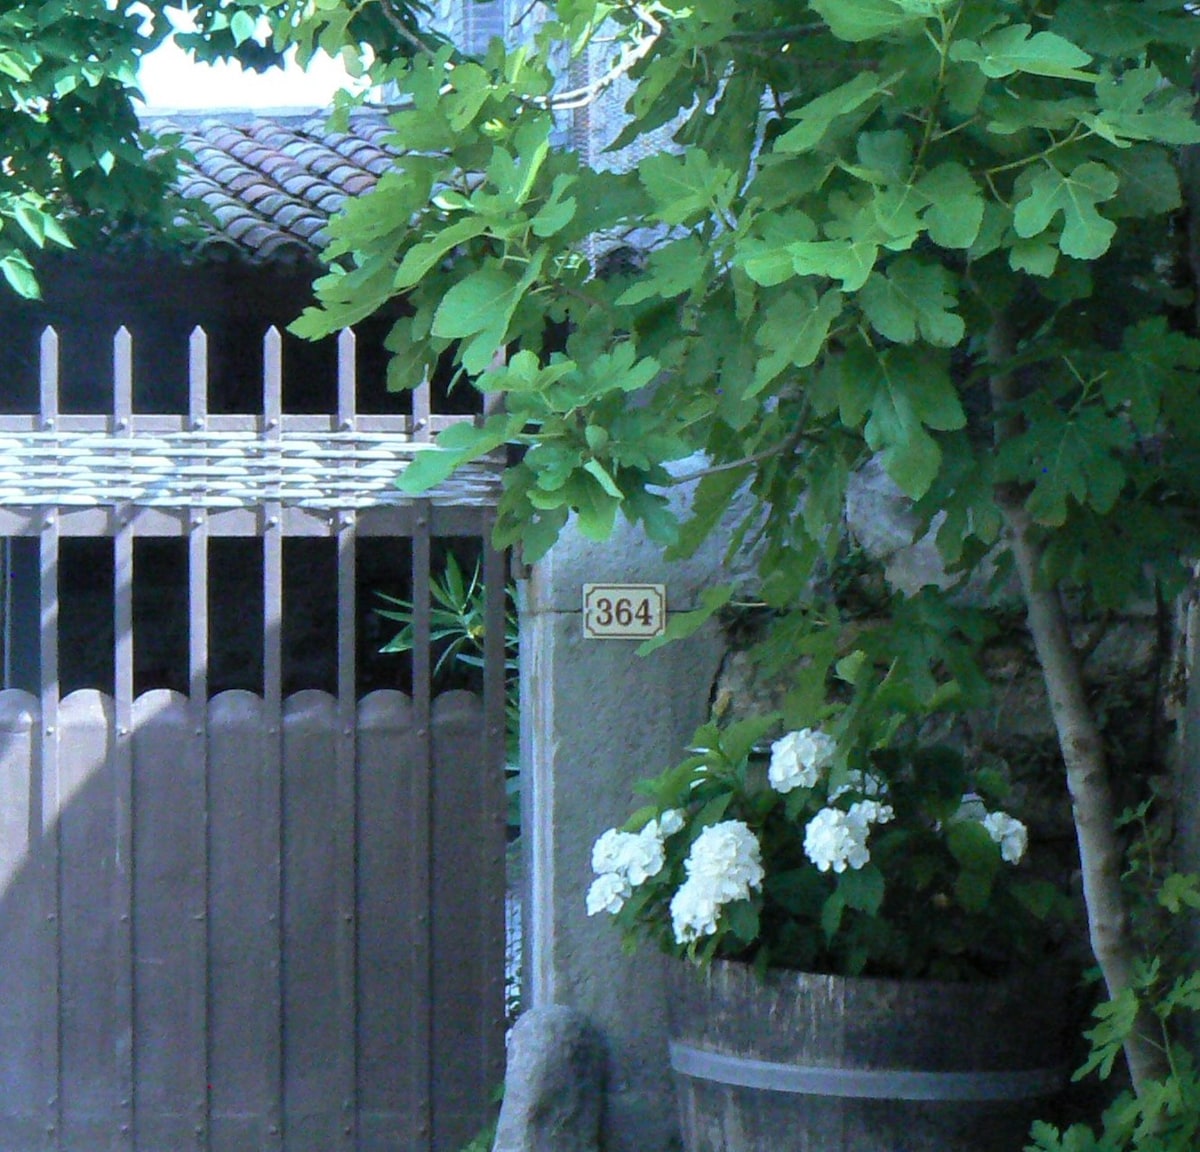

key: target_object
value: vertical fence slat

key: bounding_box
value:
[355,692,417,1151]
[335,327,358,1152]
[482,518,508,1084]
[413,370,432,444]
[282,691,339,1152]
[430,691,492,1150]
[411,503,433,1150]
[262,328,285,1152]
[38,328,62,1152]
[207,692,272,1152]
[112,329,135,1152]
[58,690,116,1152]
[0,690,45,1150]
[187,326,212,1152]
[132,691,204,1152]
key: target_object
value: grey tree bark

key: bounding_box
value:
[987,316,1168,1095]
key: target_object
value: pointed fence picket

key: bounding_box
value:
[0,326,509,1152]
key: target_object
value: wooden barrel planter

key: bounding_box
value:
[666,960,1067,1152]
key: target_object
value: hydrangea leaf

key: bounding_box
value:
[724,898,760,946]
[1012,163,1119,260]
[775,72,897,153]
[837,864,884,915]
[946,821,1000,880]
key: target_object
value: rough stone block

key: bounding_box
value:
[492,1005,606,1152]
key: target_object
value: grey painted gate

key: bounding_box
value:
[0,327,508,1152]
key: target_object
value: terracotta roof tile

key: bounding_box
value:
[143,108,404,263]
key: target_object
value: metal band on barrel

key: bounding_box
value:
[669,1041,1066,1102]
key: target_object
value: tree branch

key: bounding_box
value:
[537,4,662,111]
[665,406,809,486]
[377,0,439,59]
[987,313,1169,1096]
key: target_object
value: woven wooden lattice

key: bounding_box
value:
[1,325,503,513]
[0,428,499,508]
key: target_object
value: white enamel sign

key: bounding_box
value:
[582,583,667,640]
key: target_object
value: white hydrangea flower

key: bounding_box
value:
[685,820,765,902]
[670,877,722,943]
[982,811,1028,864]
[828,769,889,802]
[591,828,631,874]
[586,872,632,916]
[656,808,685,837]
[768,728,836,793]
[848,799,894,827]
[804,807,872,873]
[590,825,666,885]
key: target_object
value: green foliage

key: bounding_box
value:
[376,552,520,823]
[1027,869,1200,1152]
[0,0,445,298]
[284,0,1200,618]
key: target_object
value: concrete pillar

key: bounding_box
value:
[518,486,739,1152]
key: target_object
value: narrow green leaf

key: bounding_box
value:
[775,72,898,154]
[637,584,733,656]
[0,250,39,299]
[838,864,884,915]
[393,217,489,290]
[395,413,520,494]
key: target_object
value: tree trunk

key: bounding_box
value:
[986,317,1168,1095]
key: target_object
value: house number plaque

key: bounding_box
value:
[582,583,666,640]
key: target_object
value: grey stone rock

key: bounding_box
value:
[492,1005,606,1152]
[845,458,1012,601]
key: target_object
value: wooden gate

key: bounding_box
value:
[0,327,508,1152]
